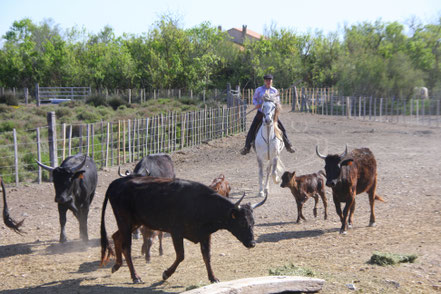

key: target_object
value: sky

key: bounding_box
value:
[1,0,440,41]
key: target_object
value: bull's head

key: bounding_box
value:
[280,171,297,189]
[316,145,352,188]
[227,191,268,249]
[36,155,87,204]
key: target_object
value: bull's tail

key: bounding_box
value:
[100,187,114,266]
[375,194,386,203]
[1,177,24,234]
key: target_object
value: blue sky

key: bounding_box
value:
[1,0,440,40]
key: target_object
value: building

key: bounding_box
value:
[226,25,263,46]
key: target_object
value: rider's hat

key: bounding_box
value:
[263,74,273,80]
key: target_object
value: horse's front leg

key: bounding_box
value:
[264,162,271,194]
[257,158,265,197]
[271,156,281,184]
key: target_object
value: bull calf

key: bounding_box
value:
[209,174,231,197]
[280,171,328,223]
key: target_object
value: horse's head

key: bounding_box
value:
[261,100,277,125]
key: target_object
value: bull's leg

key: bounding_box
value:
[158,231,163,256]
[257,159,265,197]
[119,228,142,283]
[332,193,343,222]
[58,204,68,243]
[78,207,89,242]
[200,235,219,283]
[318,189,328,220]
[312,194,319,218]
[368,178,378,227]
[163,234,184,281]
[341,196,355,234]
[295,198,302,223]
[111,231,123,273]
[141,226,154,263]
[348,199,356,229]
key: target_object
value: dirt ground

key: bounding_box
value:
[1,110,440,294]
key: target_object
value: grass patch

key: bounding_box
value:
[269,263,315,277]
[369,252,417,266]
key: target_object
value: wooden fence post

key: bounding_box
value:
[68,125,72,156]
[62,123,66,160]
[106,122,110,167]
[47,112,58,173]
[13,129,19,186]
[24,88,29,105]
[36,83,40,107]
[37,128,42,184]
[127,119,132,162]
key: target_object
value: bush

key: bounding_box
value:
[0,92,19,106]
[0,121,15,132]
[86,95,108,107]
[0,104,11,113]
[108,95,128,110]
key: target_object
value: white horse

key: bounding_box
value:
[254,93,285,197]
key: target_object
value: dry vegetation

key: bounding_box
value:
[1,110,440,293]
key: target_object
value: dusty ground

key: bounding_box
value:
[1,110,440,293]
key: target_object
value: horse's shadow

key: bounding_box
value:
[256,221,340,243]
[0,242,33,258]
[0,277,174,294]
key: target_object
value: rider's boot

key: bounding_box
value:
[278,120,295,153]
[241,112,263,155]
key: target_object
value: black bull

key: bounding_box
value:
[36,154,97,243]
[100,176,267,283]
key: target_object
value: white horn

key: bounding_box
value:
[234,192,246,208]
[35,160,55,172]
[316,145,327,159]
[252,190,268,209]
[340,144,348,158]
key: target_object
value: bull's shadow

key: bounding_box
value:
[0,242,33,258]
[44,238,100,255]
[0,277,175,294]
[257,227,339,243]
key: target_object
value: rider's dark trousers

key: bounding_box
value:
[244,111,291,150]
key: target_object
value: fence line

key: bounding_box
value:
[0,105,246,185]
[296,93,441,127]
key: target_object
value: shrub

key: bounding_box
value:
[0,92,19,106]
[108,95,128,110]
[86,95,108,107]
[0,121,15,132]
[0,104,11,113]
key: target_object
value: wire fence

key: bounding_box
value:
[0,105,246,185]
[298,94,441,127]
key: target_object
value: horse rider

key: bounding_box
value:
[240,74,295,155]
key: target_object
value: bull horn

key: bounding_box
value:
[145,169,151,176]
[252,189,268,209]
[340,144,348,158]
[118,166,125,177]
[71,155,87,173]
[35,159,55,172]
[316,145,327,159]
[234,192,246,208]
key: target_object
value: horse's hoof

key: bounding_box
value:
[258,191,265,197]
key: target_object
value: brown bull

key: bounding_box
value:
[316,145,385,234]
[280,171,328,223]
